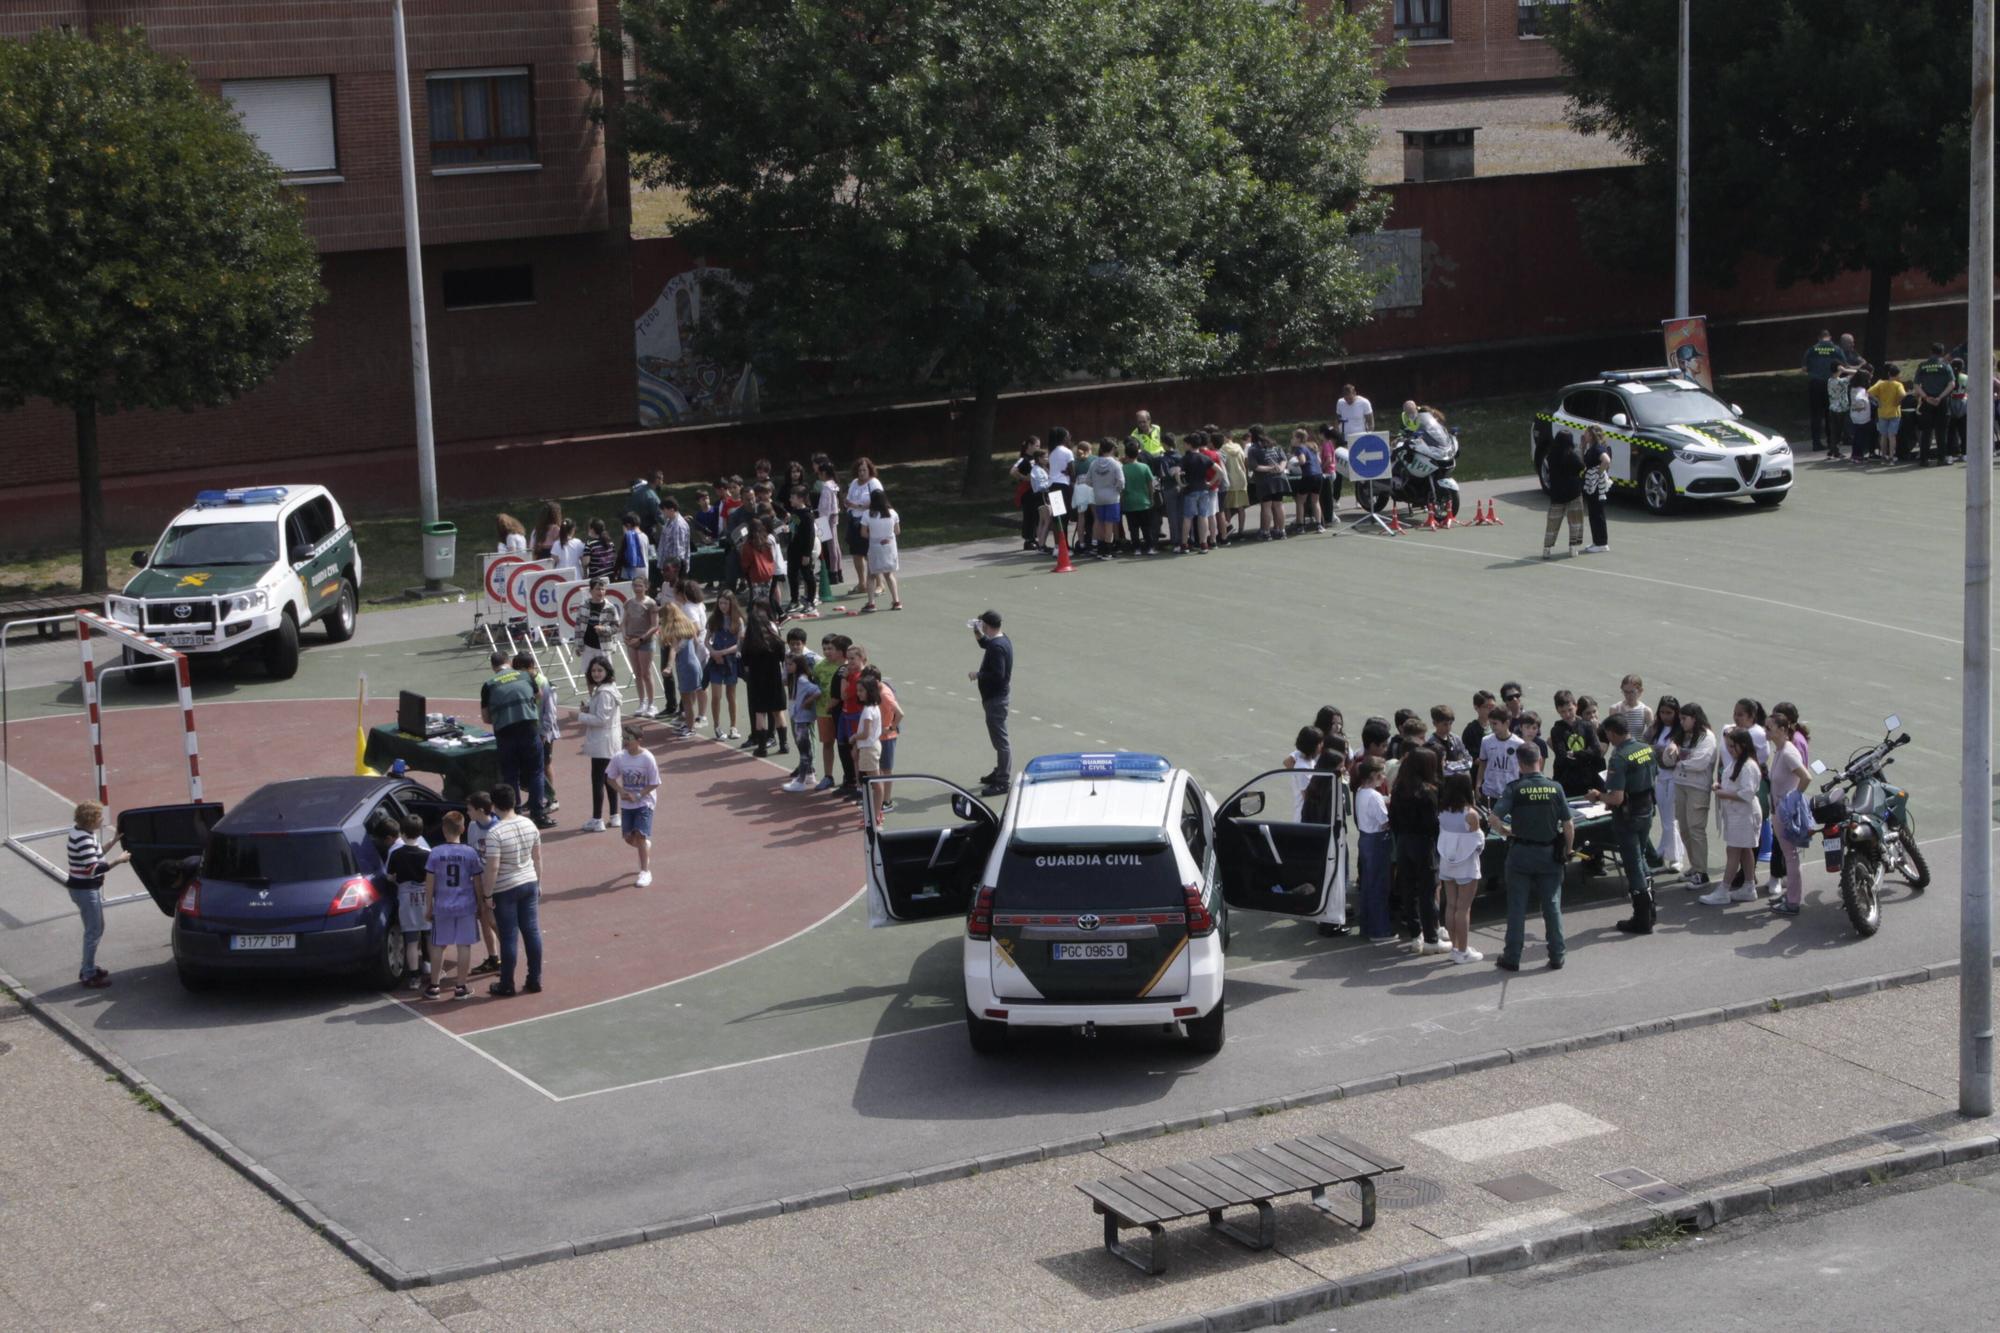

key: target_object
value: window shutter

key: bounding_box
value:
[221,77,337,175]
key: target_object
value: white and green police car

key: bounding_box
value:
[863,752,1347,1056]
[1532,369,1794,515]
[106,486,361,679]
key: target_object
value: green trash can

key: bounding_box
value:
[421,520,457,580]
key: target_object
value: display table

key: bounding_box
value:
[1480,800,1617,890]
[363,724,501,800]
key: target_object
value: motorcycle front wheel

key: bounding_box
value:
[1896,827,1930,891]
[1840,851,1884,937]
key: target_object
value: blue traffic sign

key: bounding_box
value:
[1347,432,1391,481]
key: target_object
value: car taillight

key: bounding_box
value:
[177,879,201,916]
[967,886,995,939]
[329,877,377,915]
[1184,883,1214,937]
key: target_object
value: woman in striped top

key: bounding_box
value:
[67,801,130,989]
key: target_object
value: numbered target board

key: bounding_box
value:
[558,580,630,633]
[482,553,526,618]
[503,559,551,619]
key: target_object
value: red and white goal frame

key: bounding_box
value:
[2,609,202,891]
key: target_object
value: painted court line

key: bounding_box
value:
[1412,1102,1618,1162]
[544,1017,963,1102]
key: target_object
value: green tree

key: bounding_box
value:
[1548,1,1971,366]
[610,0,1387,491]
[0,28,322,590]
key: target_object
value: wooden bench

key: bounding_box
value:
[0,596,84,641]
[1077,1132,1403,1275]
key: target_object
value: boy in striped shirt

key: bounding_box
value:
[67,801,130,989]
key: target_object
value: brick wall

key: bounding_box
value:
[1311,0,1563,93]
[0,1,612,251]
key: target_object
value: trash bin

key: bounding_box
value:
[421,521,457,580]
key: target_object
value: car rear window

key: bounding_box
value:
[994,841,1183,911]
[203,832,354,882]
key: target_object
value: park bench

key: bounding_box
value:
[1077,1132,1404,1275]
[0,595,85,641]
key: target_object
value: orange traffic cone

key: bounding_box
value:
[1422,504,1441,531]
[1388,508,1406,534]
[1471,499,1493,526]
[1485,499,1504,525]
[1052,526,1076,574]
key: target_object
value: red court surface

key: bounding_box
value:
[3,698,857,1034]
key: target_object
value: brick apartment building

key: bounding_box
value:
[1331,0,1566,95]
[1,2,636,549]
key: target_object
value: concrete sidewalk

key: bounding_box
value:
[5,965,1995,1331]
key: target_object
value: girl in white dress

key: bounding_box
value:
[1712,728,1764,903]
[1434,773,1486,964]
[861,491,902,611]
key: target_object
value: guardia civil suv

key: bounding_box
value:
[862,752,1349,1056]
[106,486,361,679]
[1531,369,1794,515]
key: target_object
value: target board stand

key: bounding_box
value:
[1,610,202,901]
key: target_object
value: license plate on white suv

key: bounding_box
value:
[228,934,296,951]
[162,633,203,648]
[1052,942,1127,961]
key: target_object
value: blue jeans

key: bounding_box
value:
[496,723,545,820]
[490,882,543,989]
[1358,829,1393,939]
[1502,850,1565,966]
[69,886,105,978]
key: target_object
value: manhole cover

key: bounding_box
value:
[1326,1175,1444,1211]
[1598,1167,1663,1191]
[1477,1172,1562,1204]
[1631,1183,1690,1205]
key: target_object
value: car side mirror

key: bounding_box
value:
[1231,791,1266,819]
[1731,403,1745,416]
[952,795,979,821]
[1611,413,1630,428]
[130,550,148,568]
[1809,759,1828,776]
[1883,714,1900,733]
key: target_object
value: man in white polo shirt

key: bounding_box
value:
[1334,384,1375,441]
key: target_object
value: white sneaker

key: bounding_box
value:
[1461,946,1483,963]
[1420,939,1446,955]
[1697,887,1733,906]
[580,817,605,832]
[780,778,811,793]
[726,728,742,740]
[635,870,653,888]
[1731,885,1760,903]
[636,703,656,718]
[1450,947,1483,964]
[1582,544,1608,554]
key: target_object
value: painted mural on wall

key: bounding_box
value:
[635,265,761,426]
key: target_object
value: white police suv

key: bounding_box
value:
[863,752,1347,1055]
[106,486,361,679]
[1531,369,1793,515]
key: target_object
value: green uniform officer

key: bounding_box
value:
[1593,715,1660,934]
[1492,745,1573,971]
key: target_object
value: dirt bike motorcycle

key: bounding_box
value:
[1808,715,1926,937]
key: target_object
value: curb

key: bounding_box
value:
[1122,1135,2000,1333]
[2,953,1993,1291]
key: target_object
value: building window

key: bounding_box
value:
[1394,0,1449,40]
[220,76,338,178]
[1517,0,1567,38]
[442,266,535,310]
[426,68,535,167]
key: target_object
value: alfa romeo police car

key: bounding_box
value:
[862,752,1347,1055]
[105,486,361,679]
[1531,369,1794,515]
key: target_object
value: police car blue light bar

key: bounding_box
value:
[194,486,289,507]
[1022,752,1171,783]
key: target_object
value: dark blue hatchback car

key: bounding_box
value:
[118,776,463,991]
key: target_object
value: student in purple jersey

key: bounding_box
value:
[424,812,486,1000]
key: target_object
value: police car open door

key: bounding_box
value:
[862,777,1000,927]
[1213,770,1347,924]
[115,802,224,915]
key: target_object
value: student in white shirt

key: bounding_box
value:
[1283,726,1326,821]
[1353,757,1393,942]
[553,519,586,579]
[1475,712,1523,803]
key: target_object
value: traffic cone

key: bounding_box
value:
[1472,499,1493,526]
[1388,508,1405,534]
[1051,526,1076,574]
[1486,499,1504,525]
[1422,504,1441,531]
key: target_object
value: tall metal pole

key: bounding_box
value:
[1963,0,1995,1121]
[391,0,441,532]
[1673,0,1690,319]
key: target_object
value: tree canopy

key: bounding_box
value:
[0,27,322,589]
[1547,0,1972,364]
[612,0,1388,485]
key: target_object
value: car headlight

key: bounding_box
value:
[107,600,140,627]
[1768,442,1791,457]
[226,591,268,614]
[1675,448,1722,464]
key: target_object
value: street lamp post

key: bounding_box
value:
[1963,0,1995,1122]
[390,0,443,583]
[1674,0,1690,320]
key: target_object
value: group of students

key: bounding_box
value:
[1009,401,1404,559]
[1278,673,1819,971]
[1810,333,1993,468]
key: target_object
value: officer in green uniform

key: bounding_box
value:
[1592,715,1658,934]
[480,654,550,828]
[1912,342,1958,466]
[1802,329,1844,451]
[1492,745,1572,971]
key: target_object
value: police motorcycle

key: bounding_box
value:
[1808,715,1926,938]
[1360,412,1463,520]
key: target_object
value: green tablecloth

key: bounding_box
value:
[1480,802,1616,889]
[363,724,501,800]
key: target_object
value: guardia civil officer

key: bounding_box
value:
[1912,342,1958,466]
[1491,744,1572,971]
[1592,715,1659,934]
